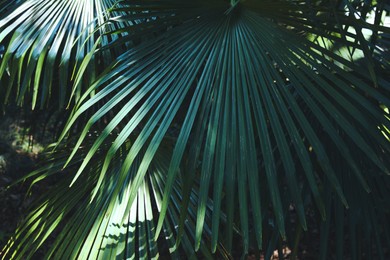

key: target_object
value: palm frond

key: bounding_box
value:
[318,153,390,260]
[1,0,389,258]
[55,0,390,253]
[1,137,226,259]
[0,0,133,109]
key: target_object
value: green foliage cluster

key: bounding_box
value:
[0,0,389,259]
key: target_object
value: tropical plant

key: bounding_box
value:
[1,0,389,259]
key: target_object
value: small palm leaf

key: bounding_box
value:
[0,0,133,109]
[1,138,225,259]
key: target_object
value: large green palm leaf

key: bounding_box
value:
[1,0,390,258]
[58,0,390,253]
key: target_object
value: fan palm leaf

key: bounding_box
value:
[1,0,389,258]
[1,138,226,259]
[56,0,390,253]
[0,0,135,109]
